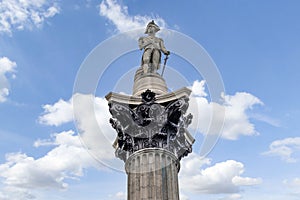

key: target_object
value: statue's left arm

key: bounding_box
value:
[159,38,170,55]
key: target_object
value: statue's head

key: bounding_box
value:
[145,20,160,34]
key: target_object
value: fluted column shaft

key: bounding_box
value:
[125,148,180,200]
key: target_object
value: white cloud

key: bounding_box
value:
[179,153,262,194]
[72,93,122,169]
[189,80,263,140]
[0,187,36,200]
[38,98,73,126]
[109,191,126,200]
[262,137,300,163]
[39,93,123,170]
[99,0,166,33]
[39,79,262,170]
[0,88,9,102]
[1,91,122,197]
[180,193,190,200]
[219,193,242,200]
[0,57,16,103]
[190,80,207,97]
[44,5,59,18]
[0,0,60,34]
[34,129,82,147]
[249,113,280,127]
[232,176,262,186]
[180,153,211,177]
[25,79,264,197]
[0,130,97,199]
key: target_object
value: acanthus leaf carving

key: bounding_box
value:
[109,90,194,162]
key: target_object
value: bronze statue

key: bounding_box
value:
[138,20,170,74]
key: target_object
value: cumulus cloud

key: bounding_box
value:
[99,0,166,33]
[189,80,262,140]
[179,153,262,194]
[191,79,207,97]
[33,79,263,198]
[0,130,95,189]
[0,187,36,200]
[38,98,73,126]
[72,94,117,162]
[39,93,123,170]
[0,0,60,34]
[0,130,96,199]
[262,137,300,163]
[39,79,262,167]
[1,92,122,198]
[0,57,16,102]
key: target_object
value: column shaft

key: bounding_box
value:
[126,148,180,200]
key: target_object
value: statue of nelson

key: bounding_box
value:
[138,20,170,74]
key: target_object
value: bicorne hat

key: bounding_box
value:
[145,20,160,34]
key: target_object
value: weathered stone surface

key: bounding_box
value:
[138,20,170,75]
[105,20,196,200]
[107,89,194,162]
[106,87,192,105]
[125,148,180,200]
[132,67,168,96]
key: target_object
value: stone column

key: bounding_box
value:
[125,148,180,200]
[107,89,194,200]
[106,21,195,200]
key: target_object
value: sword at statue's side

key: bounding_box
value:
[161,54,169,77]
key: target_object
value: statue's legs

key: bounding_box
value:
[142,64,148,74]
[142,49,161,74]
[142,49,152,74]
[152,49,161,72]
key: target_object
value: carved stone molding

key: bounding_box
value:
[108,89,194,162]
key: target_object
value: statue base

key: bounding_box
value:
[132,67,168,96]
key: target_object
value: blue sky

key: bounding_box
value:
[0,0,300,199]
